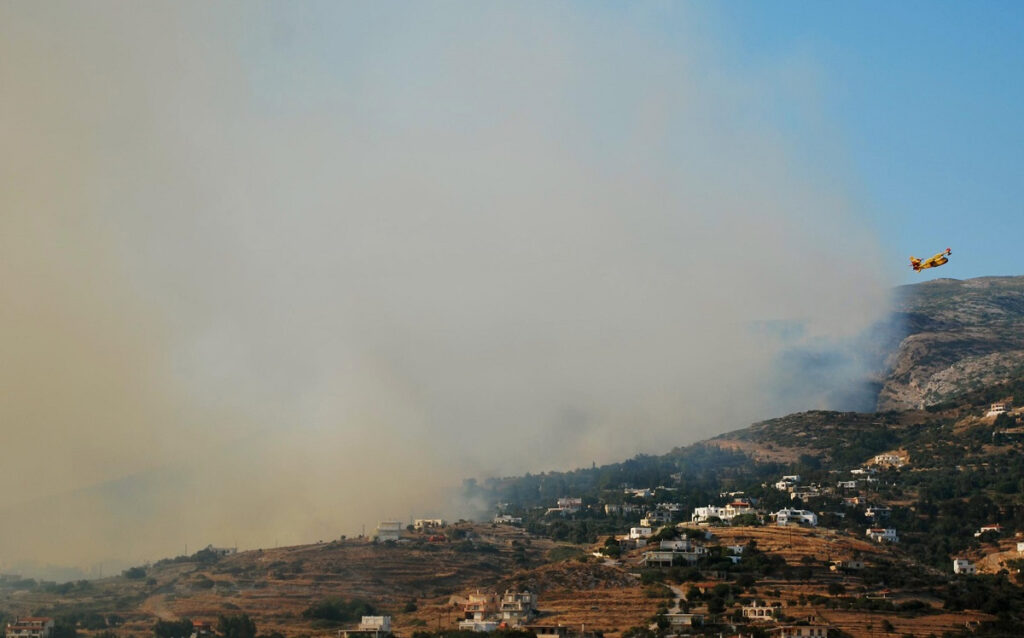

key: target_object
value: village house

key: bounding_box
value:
[462,591,499,621]
[657,502,684,512]
[603,504,621,515]
[1017,541,1024,553]
[457,621,499,633]
[691,499,757,524]
[556,497,582,512]
[642,549,683,567]
[865,506,892,519]
[338,616,392,638]
[774,475,800,491]
[629,526,653,540]
[953,558,977,575]
[526,625,572,638]
[872,453,906,467]
[5,618,54,638]
[773,509,818,526]
[640,510,671,527]
[987,403,1008,417]
[458,590,536,630]
[660,538,697,552]
[413,519,445,530]
[664,613,703,628]
[493,514,522,525]
[202,545,237,557]
[850,467,876,476]
[499,590,538,626]
[830,559,865,571]
[375,521,403,542]
[741,600,779,620]
[790,487,822,501]
[837,480,858,489]
[866,527,899,543]
[975,524,1002,537]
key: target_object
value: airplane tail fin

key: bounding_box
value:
[910,257,921,271]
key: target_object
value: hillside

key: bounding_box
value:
[878,276,1024,410]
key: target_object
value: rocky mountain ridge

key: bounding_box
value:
[877,275,1024,410]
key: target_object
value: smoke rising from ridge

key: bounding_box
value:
[0,2,892,572]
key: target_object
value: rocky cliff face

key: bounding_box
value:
[876,276,1024,410]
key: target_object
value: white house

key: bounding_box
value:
[556,497,582,512]
[953,558,976,575]
[629,526,653,540]
[837,480,858,489]
[790,488,822,501]
[774,509,817,526]
[456,621,498,632]
[604,504,621,515]
[865,506,892,519]
[741,600,778,620]
[414,519,446,530]
[376,521,403,542]
[642,550,681,567]
[5,619,54,638]
[829,559,865,571]
[987,403,1008,417]
[866,527,898,543]
[641,510,671,527]
[774,475,800,491]
[691,499,757,524]
[975,524,1002,537]
[339,616,392,638]
[1016,541,1024,553]
[872,453,906,467]
[660,539,696,552]
[493,514,522,525]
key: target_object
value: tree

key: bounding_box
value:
[154,619,194,638]
[217,615,256,638]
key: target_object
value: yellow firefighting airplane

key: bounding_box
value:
[910,248,952,272]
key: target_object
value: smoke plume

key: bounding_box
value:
[0,2,891,573]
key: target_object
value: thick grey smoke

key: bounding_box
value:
[0,2,891,573]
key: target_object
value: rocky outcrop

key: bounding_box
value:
[877,276,1024,411]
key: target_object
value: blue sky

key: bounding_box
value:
[702,1,1024,282]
